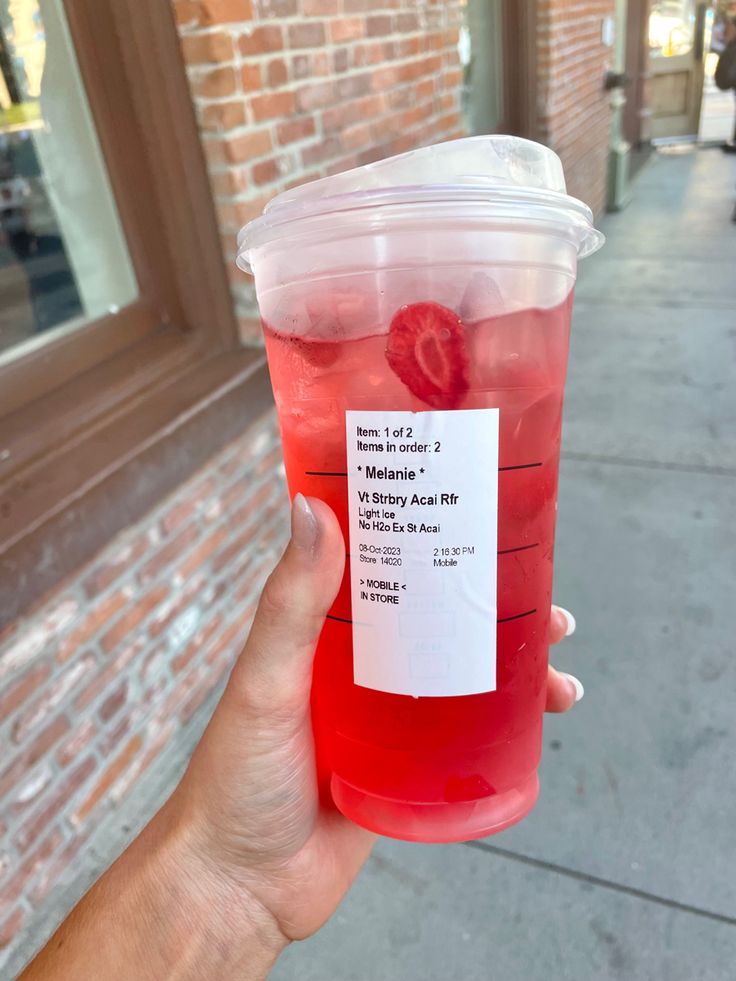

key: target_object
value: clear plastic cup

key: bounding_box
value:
[237,136,603,843]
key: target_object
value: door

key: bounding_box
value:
[648,0,709,139]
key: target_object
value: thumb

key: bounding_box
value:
[225,494,345,722]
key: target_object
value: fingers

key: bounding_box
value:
[549,605,576,645]
[545,666,584,713]
[546,605,583,713]
[227,494,345,721]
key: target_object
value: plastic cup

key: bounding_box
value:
[237,136,603,843]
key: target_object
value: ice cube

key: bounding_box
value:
[459,272,505,323]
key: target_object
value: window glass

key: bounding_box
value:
[0,0,137,363]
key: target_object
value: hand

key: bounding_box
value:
[22,496,583,981]
[168,495,583,946]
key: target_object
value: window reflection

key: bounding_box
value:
[0,0,137,361]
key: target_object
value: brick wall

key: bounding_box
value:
[0,410,288,966]
[174,0,466,342]
[536,0,615,215]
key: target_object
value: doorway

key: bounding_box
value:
[647,0,709,140]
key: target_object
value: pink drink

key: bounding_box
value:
[238,137,603,841]
[263,294,572,840]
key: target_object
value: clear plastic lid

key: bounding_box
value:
[237,136,604,272]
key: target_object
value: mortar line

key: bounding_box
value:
[464,841,736,928]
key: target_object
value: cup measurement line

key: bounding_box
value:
[328,610,538,626]
[498,543,540,556]
[305,462,543,477]
[497,608,537,624]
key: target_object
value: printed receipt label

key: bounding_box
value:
[346,408,498,697]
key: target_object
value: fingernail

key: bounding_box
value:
[291,493,319,555]
[562,672,584,703]
[554,606,576,637]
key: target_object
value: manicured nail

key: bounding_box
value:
[562,673,584,703]
[291,493,319,555]
[554,606,576,637]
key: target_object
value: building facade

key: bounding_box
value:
[0,0,619,967]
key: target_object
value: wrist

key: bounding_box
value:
[139,799,289,979]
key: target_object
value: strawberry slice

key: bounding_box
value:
[385,302,470,409]
[289,335,341,369]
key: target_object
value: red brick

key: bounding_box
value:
[266,57,289,88]
[171,612,224,675]
[344,0,390,9]
[241,62,262,92]
[174,0,201,28]
[12,655,95,744]
[56,719,96,767]
[212,483,277,573]
[397,35,422,57]
[82,532,150,598]
[15,757,96,853]
[366,14,393,36]
[312,51,330,76]
[251,90,295,121]
[0,718,73,800]
[218,128,272,165]
[175,526,229,582]
[0,907,24,949]
[201,100,246,132]
[255,0,297,14]
[210,168,248,196]
[148,575,205,639]
[330,17,365,42]
[301,135,343,168]
[75,639,142,710]
[0,597,78,680]
[255,444,284,477]
[99,711,134,755]
[0,662,50,720]
[336,72,371,101]
[342,121,372,151]
[139,525,200,586]
[30,835,86,906]
[251,157,280,185]
[333,47,350,73]
[287,21,326,48]
[396,11,420,32]
[199,0,253,23]
[10,763,54,813]
[0,829,62,914]
[161,477,219,537]
[298,80,336,111]
[74,737,142,825]
[100,585,168,653]
[190,65,238,98]
[303,0,338,12]
[291,53,311,80]
[352,40,385,67]
[99,680,128,723]
[324,152,360,176]
[239,25,283,56]
[181,30,234,64]
[276,116,316,145]
[57,587,131,664]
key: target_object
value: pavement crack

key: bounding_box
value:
[561,451,736,478]
[463,841,736,928]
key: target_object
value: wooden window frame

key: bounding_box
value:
[0,1,270,625]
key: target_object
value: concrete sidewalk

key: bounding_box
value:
[272,147,736,980]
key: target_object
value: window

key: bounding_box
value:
[0,0,267,623]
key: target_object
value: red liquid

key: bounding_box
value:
[263,293,573,841]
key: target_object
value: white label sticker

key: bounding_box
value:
[346,408,498,697]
